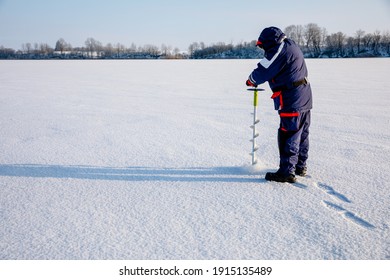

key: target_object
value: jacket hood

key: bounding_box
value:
[257,27,286,51]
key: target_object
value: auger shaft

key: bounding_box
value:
[251,89,258,165]
[247,88,263,165]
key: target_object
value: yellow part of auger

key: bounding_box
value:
[253,89,258,107]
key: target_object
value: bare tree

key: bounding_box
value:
[0,45,15,58]
[326,32,346,57]
[362,33,373,51]
[105,43,114,57]
[173,47,181,58]
[161,44,172,57]
[188,42,200,56]
[115,43,125,58]
[39,43,53,56]
[21,43,33,54]
[128,43,137,53]
[85,37,102,58]
[33,43,39,55]
[143,44,159,57]
[346,36,355,57]
[372,30,381,55]
[355,30,365,53]
[55,38,71,54]
[304,23,323,57]
[284,25,305,46]
[381,31,390,55]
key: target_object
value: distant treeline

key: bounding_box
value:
[1,23,389,59]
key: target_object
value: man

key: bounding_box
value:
[246,26,313,183]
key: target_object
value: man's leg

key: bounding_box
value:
[266,112,307,183]
[278,128,301,176]
[297,111,311,172]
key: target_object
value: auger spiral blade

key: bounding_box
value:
[246,88,264,165]
[250,119,260,129]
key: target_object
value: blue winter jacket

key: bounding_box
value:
[249,27,312,113]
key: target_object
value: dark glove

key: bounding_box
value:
[246,79,257,87]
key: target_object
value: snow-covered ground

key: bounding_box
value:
[0,59,389,260]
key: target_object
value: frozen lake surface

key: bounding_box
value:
[0,59,389,259]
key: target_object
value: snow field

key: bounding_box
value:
[0,59,389,259]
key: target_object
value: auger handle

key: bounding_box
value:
[247,88,264,107]
[246,88,265,91]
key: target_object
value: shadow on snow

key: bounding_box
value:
[0,164,263,183]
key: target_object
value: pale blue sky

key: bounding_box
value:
[1,0,389,51]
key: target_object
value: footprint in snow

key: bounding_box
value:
[322,200,375,229]
[314,182,351,203]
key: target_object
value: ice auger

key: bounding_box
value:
[247,88,264,165]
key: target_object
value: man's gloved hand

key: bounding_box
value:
[246,79,257,87]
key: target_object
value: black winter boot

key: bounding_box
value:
[295,167,307,177]
[265,171,297,183]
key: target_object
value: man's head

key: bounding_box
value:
[256,26,286,50]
